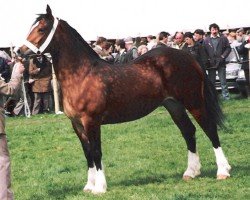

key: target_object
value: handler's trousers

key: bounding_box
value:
[0,133,13,200]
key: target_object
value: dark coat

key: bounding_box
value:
[182,42,208,71]
[114,51,126,64]
[124,47,138,63]
[203,35,231,69]
[0,57,10,82]
[236,40,249,70]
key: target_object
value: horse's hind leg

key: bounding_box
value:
[162,98,201,180]
[188,108,231,179]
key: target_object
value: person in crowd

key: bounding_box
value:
[222,30,229,38]
[171,32,185,49]
[114,39,127,64]
[0,61,25,200]
[203,23,231,100]
[236,28,247,43]
[134,37,142,48]
[227,29,238,44]
[0,56,11,83]
[139,37,148,46]
[124,36,138,63]
[137,44,148,56]
[12,58,33,116]
[236,34,250,97]
[102,41,115,63]
[29,55,52,115]
[155,31,170,48]
[194,29,205,44]
[93,36,107,57]
[0,51,12,65]
[146,35,157,50]
[182,32,208,73]
[225,29,242,64]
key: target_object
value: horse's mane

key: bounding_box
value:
[59,20,101,60]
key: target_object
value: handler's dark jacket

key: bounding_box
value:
[203,35,231,69]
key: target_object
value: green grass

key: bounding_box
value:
[6,97,250,200]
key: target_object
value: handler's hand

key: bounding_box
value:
[11,62,25,79]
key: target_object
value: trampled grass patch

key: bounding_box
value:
[6,98,250,200]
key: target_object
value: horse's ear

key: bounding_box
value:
[46,4,52,17]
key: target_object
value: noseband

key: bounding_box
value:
[24,17,59,54]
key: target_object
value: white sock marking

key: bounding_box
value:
[92,169,107,194]
[83,167,96,192]
[213,147,231,176]
[183,151,201,178]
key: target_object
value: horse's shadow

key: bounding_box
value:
[112,164,246,187]
[27,164,246,199]
[28,184,83,200]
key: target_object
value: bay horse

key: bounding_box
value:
[18,5,231,194]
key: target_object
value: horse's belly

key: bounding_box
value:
[101,99,161,124]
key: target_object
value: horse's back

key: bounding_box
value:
[99,47,204,124]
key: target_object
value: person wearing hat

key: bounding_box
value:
[182,32,208,73]
[124,36,138,63]
[0,61,25,200]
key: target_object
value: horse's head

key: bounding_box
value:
[18,5,58,59]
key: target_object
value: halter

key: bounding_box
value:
[24,17,59,54]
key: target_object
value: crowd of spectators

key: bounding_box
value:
[89,24,250,100]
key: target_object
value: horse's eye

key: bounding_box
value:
[38,28,45,33]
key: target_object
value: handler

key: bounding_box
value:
[0,61,24,200]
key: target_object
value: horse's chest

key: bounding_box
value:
[62,97,78,117]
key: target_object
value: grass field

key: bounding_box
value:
[6,97,250,200]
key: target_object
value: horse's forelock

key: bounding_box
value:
[32,14,53,26]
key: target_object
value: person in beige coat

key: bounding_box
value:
[0,62,24,200]
[29,55,52,115]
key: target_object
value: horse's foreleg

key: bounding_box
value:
[71,121,96,192]
[163,99,201,180]
[84,121,107,194]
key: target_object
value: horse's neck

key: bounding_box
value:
[50,23,99,79]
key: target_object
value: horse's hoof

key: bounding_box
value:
[83,184,94,193]
[183,175,193,181]
[83,188,92,193]
[217,175,230,180]
[92,188,106,195]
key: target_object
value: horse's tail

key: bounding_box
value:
[203,74,225,128]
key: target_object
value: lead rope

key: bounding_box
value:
[21,79,31,118]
